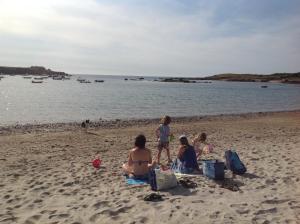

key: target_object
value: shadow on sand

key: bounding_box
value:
[241,173,260,179]
[165,185,198,196]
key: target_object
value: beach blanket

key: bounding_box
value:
[126,177,148,185]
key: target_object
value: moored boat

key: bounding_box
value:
[32,80,43,83]
[53,76,63,80]
[34,77,44,80]
[79,80,91,83]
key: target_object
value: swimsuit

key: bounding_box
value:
[131,160,150,179]
[132,160,149,166]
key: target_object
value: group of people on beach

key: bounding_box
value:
[122,115,213,179]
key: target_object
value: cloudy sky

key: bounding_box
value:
[0,0,299,76]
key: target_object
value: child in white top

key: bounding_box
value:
[155,115,172,164]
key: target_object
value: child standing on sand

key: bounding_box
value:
[156,115,172,164]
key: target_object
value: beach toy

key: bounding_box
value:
[92,157,102,169]
[169,134,175,142]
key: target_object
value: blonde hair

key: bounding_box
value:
[160,115,171,125]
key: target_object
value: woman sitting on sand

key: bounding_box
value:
[192,132,213,159]
[122,134,155,179]
[171,135,200,174]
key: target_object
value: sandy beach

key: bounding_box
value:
[0,111,300,224]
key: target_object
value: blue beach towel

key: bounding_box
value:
[126,177,148,185]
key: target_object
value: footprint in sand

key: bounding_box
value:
[254,207,277,215]
[14,204,22,209]
[230,203,248,208]
[93,201,109,209]
[265,179,277,185]
[139,217,148,223]
[24,215,41,224]
[49,213,70,219]
[236,209,250,214]
[255,185,266,190]
[33,199,43,204]
[262,198,290,205]
[209,211,221,219]
[89,206,132,222]
[3,195,10,199]
[191,199,204,203]
[230,203,250,215]
[6,199,14,204]
[41,191,50,197]
[2,217,18,223]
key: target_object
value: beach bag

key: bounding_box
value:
[149,168,178,191]
[225,150,247,175]
[202,160,225,180]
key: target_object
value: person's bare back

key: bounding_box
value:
[129,148,152,175]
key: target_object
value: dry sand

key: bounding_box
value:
[0,111,300,224]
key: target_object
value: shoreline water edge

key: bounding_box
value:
[1,109,299,135]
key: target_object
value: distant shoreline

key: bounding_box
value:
[1,66,299,84]
[1,109,299,135]
[158,72,300,84]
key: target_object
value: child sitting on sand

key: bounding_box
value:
[155,115,172,164]
[122,134,156,179]
[171,135,200,174]
[192,132,213,159]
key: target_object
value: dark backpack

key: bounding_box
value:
[225,150,247,175]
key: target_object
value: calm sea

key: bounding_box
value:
[0,75,300,125]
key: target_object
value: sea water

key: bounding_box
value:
[0,75,300,125]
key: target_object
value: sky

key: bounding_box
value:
[0,0,300,76]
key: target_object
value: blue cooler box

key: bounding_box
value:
[202,160,225,180]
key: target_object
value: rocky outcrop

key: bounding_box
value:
[199,72,300,83]
[0,66,69,77]
[157,72,300,84]
[160,78,196,83]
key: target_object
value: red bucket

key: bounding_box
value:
[92,158,102,169]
